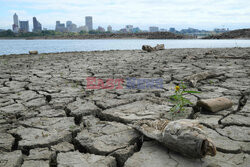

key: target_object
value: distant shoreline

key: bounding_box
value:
[1,28,250,40]
[0,32,193,40]
[0,38,250,40]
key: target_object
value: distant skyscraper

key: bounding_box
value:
[55,21,66,32]
[149,26,159,32]
[33,17,42,32]
[107,25,112,32]
[126,25,133,32]
[19,21,29,32]
[69,24,77,32]
[97,26,105,32]
[78,26,88,33]
[169,28,176,33]
[13,13,18,26]
[85,16,93,31]
[12,13,19,33]
[66,21,72,29]
[66,21,77,32]
[132,27,140,33]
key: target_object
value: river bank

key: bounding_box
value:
[0,48,249,166]
[0,32,193,40]
[203,28,250,39]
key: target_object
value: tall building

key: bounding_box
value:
[66,21,77,32]
[149,26,159,32]
[97,26,105,32]
[85,16,93,31]
[169,28,176,33]
[125,25,133,32]
[132,27,140,33]
[66,21,72,29]
[77,26,88,33]
[107,25,112,32]
[55,21,66,32]
[19,21,29,32]
[68,24,77,32]
[33,17,42,32]
[12,13,19,33]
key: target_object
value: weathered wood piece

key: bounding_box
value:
[197,97,233,113]
[142,44,165,52]
[29,50,38,55]
[154,44,165,50]
[134,119,216,158]
[184,71,224,87]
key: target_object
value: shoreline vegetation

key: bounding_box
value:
[1,28,250,40]
[0,31,193,40]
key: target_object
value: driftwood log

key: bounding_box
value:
[197,97,233,112]
[134,119,216,158]
[142,44,165,52]
[184,71,224,87]
[29,50,38,55]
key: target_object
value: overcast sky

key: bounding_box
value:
[1,0,250,31]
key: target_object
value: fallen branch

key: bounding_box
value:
[29,50,38,55]
[184,71,224,87]
[134,119,216,158]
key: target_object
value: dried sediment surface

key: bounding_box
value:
[0,47,250,167]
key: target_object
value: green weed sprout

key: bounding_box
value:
[169,82,200,118]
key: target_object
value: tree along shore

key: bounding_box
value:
[0,30,193,39]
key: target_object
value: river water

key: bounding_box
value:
[1,39,250,55]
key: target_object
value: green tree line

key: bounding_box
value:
[0,29,112,37]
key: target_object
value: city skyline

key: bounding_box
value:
[9,13,231,35]
[1,0,250,31]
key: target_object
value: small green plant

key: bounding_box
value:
[169,82,200,118]
[209,80,214,85]
[39,56,44,60]
[69,125,76,130]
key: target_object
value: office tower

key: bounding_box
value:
[97,26,105,32]
[66,21,72,29]
[149,26,159,32]
[66,21,77,32]
[132,27,140,33]
[78,26,88,33]
[12,13,19,33]
[33,17,42,32]
[85,16,93,31]
[68,24,77,32]
[107,25,112,32]
[125,25,133,32]
[13,13,18,26]
[169,27,176,33]
[55,21,66,32]
[19,21,29,32]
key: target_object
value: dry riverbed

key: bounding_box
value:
[0,47,250,167]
